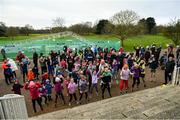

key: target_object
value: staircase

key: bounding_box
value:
[29,85,180,119]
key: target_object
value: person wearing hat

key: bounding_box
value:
[24,81,43,113]
[54,76,66,107]
[45,79,53,101]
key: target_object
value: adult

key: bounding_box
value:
[164,57,175,85]
[101,67,112,99]
[8,58,18,79]
[1,47,6,60]
[2,59,12,85]
[33,50,38,67]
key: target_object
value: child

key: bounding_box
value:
[120,64,131,95]
[111,59,118,84]
[64,76,71,96]
[11,80,23,95]
[39,84,48,105]
[79,75,88,104]
[27,69,35,81]
[131,64,141,92]
[45,79,53,101]
[68,78,78,106]
[149,55,158,82]
[54,76,66,107]
[24,81,43,113]
[90,70,99,97]
[139,60,146,87]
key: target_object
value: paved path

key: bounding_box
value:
[29,85,180,119]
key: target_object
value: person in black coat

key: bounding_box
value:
[33,50,38,67]
[164,57,175,85]
[144,47,151,66]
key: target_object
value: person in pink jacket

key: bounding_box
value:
[24,81,43,113]
[68,78,78,106]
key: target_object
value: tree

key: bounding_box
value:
[96,19,114,34]
[69,22,93,35]
[52,17,65,33]
[137,18,147,34]
[164,19,180,45]
[20,24,33,36]
[111,10,140,47]
[52,17,65,27]
[6,27,19,40]
[146,17,156,34]
[0,22,7,37]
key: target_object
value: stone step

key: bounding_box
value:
[29,85,180,119]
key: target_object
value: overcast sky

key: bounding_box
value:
[0,0,180,29]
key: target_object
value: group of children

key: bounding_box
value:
[2,44,179,113]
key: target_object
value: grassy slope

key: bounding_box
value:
[0,34,48,41]
[0,34,173,51]
[84,34,173,51]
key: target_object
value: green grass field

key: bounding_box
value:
[0,34,48,41]
[83,34,172,51]
[0,33,173,60]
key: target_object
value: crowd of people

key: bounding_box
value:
[1,44,180,113]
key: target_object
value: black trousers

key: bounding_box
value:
[79,92,88,101]
[40,95,47,104]
[55,92,65,104]
[4,73,11,85]
[32,97,43,113]
[90,83,98,94]
[132,77,140,88]
[165,71,172,84]
[22,71,28,82]
[101,83,111,99]
[69,93,77,102]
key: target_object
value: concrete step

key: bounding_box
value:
[29,85,180,119]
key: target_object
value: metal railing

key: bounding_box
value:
[0,94,28,119]
[172,66,180,85]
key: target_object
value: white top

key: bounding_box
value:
[92,74,98,84]
[120,69,131,80]
[8,59,18,71]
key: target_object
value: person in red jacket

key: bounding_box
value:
[27,69,35,81]
[2,59,12,85]
[24,81,43,113]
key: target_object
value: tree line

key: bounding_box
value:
[0,10,179,46]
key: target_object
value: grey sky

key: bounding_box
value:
[0,0,180,29]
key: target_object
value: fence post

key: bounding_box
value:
[0,94,28,119]
[172,66,177,86]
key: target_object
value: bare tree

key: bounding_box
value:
[52,17,65,27]
[111,10,140,47]
[164,18,180,45]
